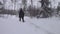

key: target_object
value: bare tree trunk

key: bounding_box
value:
[3,0,6,9]
[11,0,16,10]
[22,0,27,11]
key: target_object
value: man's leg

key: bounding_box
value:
[22,17,24,22]
[19,17,21,21]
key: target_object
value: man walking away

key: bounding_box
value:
[19,8,24,22]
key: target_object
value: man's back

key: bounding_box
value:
[19,8,24,17]
[19,8,25,22]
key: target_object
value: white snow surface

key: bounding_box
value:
[0,14,60,34]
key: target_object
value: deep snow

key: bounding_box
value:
[0,15,60,34]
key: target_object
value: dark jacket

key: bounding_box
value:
[19,9,24,17]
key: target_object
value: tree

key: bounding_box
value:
[57,2,60,14]
[31,0,33,6]
[22,0,27,11]
[11,0,17,10]
[3,0,6,9]
[38,0,52,18]
[11,0,17,3]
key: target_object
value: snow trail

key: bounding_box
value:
[0,15,60,34]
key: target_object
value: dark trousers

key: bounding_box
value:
[19,17,24,22]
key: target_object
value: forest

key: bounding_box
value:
[0,0,60,18]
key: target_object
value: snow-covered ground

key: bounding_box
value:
[0,14,60,34]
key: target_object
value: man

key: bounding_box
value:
[19,8,24,22]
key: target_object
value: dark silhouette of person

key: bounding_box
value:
[19,8,24,22]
